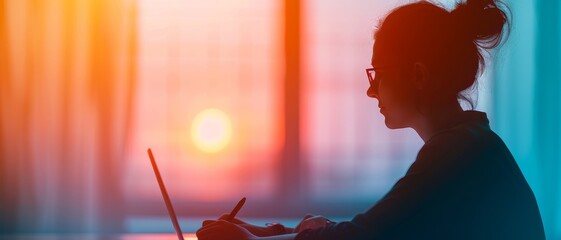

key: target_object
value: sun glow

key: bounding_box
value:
[191,108,232,153]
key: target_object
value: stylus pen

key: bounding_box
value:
[227,197,246,221]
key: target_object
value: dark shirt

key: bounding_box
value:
[296,111,545,240]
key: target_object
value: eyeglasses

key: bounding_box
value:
[365,67,376,85]
[365,65,404,86]
[365,67,378,98]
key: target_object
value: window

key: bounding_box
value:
[125,0,283,207]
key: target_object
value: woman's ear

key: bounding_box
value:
[413,62,429,90]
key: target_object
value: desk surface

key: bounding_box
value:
[0,234,198,240]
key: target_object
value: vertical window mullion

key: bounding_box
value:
[279,0,302,203]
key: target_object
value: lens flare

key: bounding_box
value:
[191,108,232,153]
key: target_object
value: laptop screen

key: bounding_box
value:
[148,148,185,240]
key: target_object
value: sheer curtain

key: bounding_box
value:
[0,0,136,234]
[493,0,560,239]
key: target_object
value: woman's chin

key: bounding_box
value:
[383,115,407,129]
[384,120,400,129]
[380,109,410,129]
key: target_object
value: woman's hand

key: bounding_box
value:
[201,214,278,237]
[197,220,258,240]
[294,214,335,233]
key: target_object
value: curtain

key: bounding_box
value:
[493,0,560,239]
[0,0,137,234]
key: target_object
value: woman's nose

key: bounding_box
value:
[367,85,378,98]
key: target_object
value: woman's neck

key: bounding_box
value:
[412,101,465,143]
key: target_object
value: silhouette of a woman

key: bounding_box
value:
[196,0,546,239]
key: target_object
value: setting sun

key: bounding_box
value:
[191,108,233,153]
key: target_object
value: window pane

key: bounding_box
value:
[125,0,282,204]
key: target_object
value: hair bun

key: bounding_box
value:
[451,0,509,49]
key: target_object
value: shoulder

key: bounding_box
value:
[412,119,502,174]
[421,123,489,159]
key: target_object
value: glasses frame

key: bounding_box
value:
[366,65,405,86]
[365,67,376,85]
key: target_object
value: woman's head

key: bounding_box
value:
[367,0,509,129]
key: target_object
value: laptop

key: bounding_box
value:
[147,148,187,240]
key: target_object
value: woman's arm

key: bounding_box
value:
[197,215,334,240]
[208,214,289,237]
[197,220,298,240]
[251,233,298,240]
[255,215,334,239]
